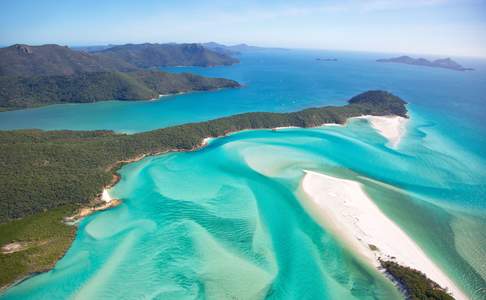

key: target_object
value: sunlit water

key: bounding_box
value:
[1,50,485,299]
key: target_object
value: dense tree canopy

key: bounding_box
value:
[381,260,454,300]
[0,90,407,222]
[0,71,240,110]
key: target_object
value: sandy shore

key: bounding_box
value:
[101,189,112,202]
[201,137,213,147]
[320,123,343,127]
[300,170,467,300]
[272,126,300,130]
[353,115,408,148]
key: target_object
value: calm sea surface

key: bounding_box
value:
[1,50,485,299]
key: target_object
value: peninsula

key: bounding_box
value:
[0,71,239,110]
[377,56,473,71]
[301,171,461,299]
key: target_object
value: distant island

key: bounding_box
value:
[70,42,285,57]
[377,55,473,71]
[0,44,240,110]
[316,58,338,61]
[71,44,118,52]
[202,42,288,55]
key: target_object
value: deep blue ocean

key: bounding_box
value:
[1,50,485,299]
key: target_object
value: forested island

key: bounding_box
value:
[377,56,473,71]
[0,43,240,110]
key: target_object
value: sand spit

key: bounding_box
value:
[353,115,408,148]
[300,170,467,300]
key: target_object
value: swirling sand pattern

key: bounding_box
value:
[3,114,485,299]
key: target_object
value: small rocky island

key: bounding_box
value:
[316,58,338,61]
[377,56,473,71]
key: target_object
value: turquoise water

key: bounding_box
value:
[1,50,486,299]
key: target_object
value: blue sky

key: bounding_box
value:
[1,0,485,57]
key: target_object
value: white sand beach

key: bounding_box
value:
[273,126,300,130]
[320,123,343,127]
[354,115,408,148]
[300,170,467,300]
[101,189,112,203]
[201,137,213,147]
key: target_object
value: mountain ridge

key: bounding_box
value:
[0,44,137,77]
[93,43,239,68]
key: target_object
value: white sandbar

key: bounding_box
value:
[300,170,466,300]
[354,115,408,148]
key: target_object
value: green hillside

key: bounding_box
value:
[0,43,240,110]
[0,44,136,77]
[0,71,240,110]
[95,43,239,68]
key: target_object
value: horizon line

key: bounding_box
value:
[1,41,485,60]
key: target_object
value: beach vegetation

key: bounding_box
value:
[381,260,455,300]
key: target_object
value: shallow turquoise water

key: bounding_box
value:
[1,50,485,299]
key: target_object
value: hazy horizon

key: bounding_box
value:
[3,42,485,61]
[1,0,486,58]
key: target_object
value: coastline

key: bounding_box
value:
[148,86,237,102]
[66,136,215,224]
[0,91,410,293]
[299,170,467,300]
[0,119,404,293]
